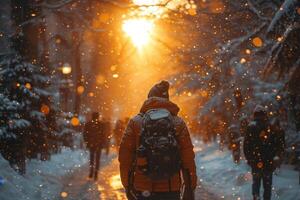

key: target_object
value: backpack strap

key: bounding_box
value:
[128,153,137,191]
[128,114,143,190]
[136,113,144,146]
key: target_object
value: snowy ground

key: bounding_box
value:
[194,140,300,200]
[59,157,219,200]
[59,158,127,200]
[0,148,89,200]
[0,146,218,200]
[1,140,299,200]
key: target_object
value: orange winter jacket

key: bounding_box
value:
[119,97,197,192]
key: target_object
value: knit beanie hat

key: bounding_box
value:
[147,80,170,99]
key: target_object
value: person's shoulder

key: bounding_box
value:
[128,114,143,125]
[173,115,185,125]
[131,114,142,121]
[173,116,188,135]
[245,120,257,135]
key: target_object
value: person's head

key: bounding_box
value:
[253,105,267,121]
[147,80,170,99]
[91,112,99,121]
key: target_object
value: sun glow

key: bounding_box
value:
[133,0,161,5]
[122,19,154,49]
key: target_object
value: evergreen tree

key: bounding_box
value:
[0,53,53,173]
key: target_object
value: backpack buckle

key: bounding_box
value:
[141,190,151,197]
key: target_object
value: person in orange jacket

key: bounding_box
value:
[119,80,197,200]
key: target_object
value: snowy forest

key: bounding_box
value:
[0,0,299,200]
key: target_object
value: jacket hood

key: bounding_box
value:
[140,97,180,116]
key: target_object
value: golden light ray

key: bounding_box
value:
[122,19,154,49]
[133,0,161,5]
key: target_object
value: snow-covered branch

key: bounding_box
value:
[247,0,271,21]
[19,16,44,27]
[53,9,106,34]
[40,0,174,10]
[40,0,74,9]
[101,0,173,9]
[219,22,268,55]
[265,22,300,73]
[267,0,299,34]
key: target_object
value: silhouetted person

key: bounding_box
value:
[119,80,197,200]
[271,119,285,169]
[244,105,285,200]
[228,124,241,164]
[240,114,249,137]
[3,134,26,175]
[113,119,125,150]
[103,118,112,155]
[83,112,105,180]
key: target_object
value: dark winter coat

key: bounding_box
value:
[83,120,105,151]
[243,120,284,171]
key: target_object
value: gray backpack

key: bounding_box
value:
[136,109,181,180]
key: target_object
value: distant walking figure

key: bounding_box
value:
[119,80,197,200]
[228,124,242,164]
[103,118,112,155]
[244,105,285,200]
[113,119,125,149]
[83,112,105,180]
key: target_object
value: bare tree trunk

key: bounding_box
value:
[72,32,82,115]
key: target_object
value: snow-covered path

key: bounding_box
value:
[0,148,89,200]
[2,141,299,200]
[59,156,220,200]
[59,158,127,200]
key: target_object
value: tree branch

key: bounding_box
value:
[40,0,74,9]
[264,22,300,74]
[247,0,271,21]
[101,0,173,9]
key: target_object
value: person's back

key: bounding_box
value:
[243,105,283,200]
[114,119,125,148]
[240,114,248,137]
[228,125,240,144]
[244,115,277,170]
[102,119,112,153]
[83,112,104,180]
[119,80,197,200]
[228,125,241,163]
[84,119,104,150]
